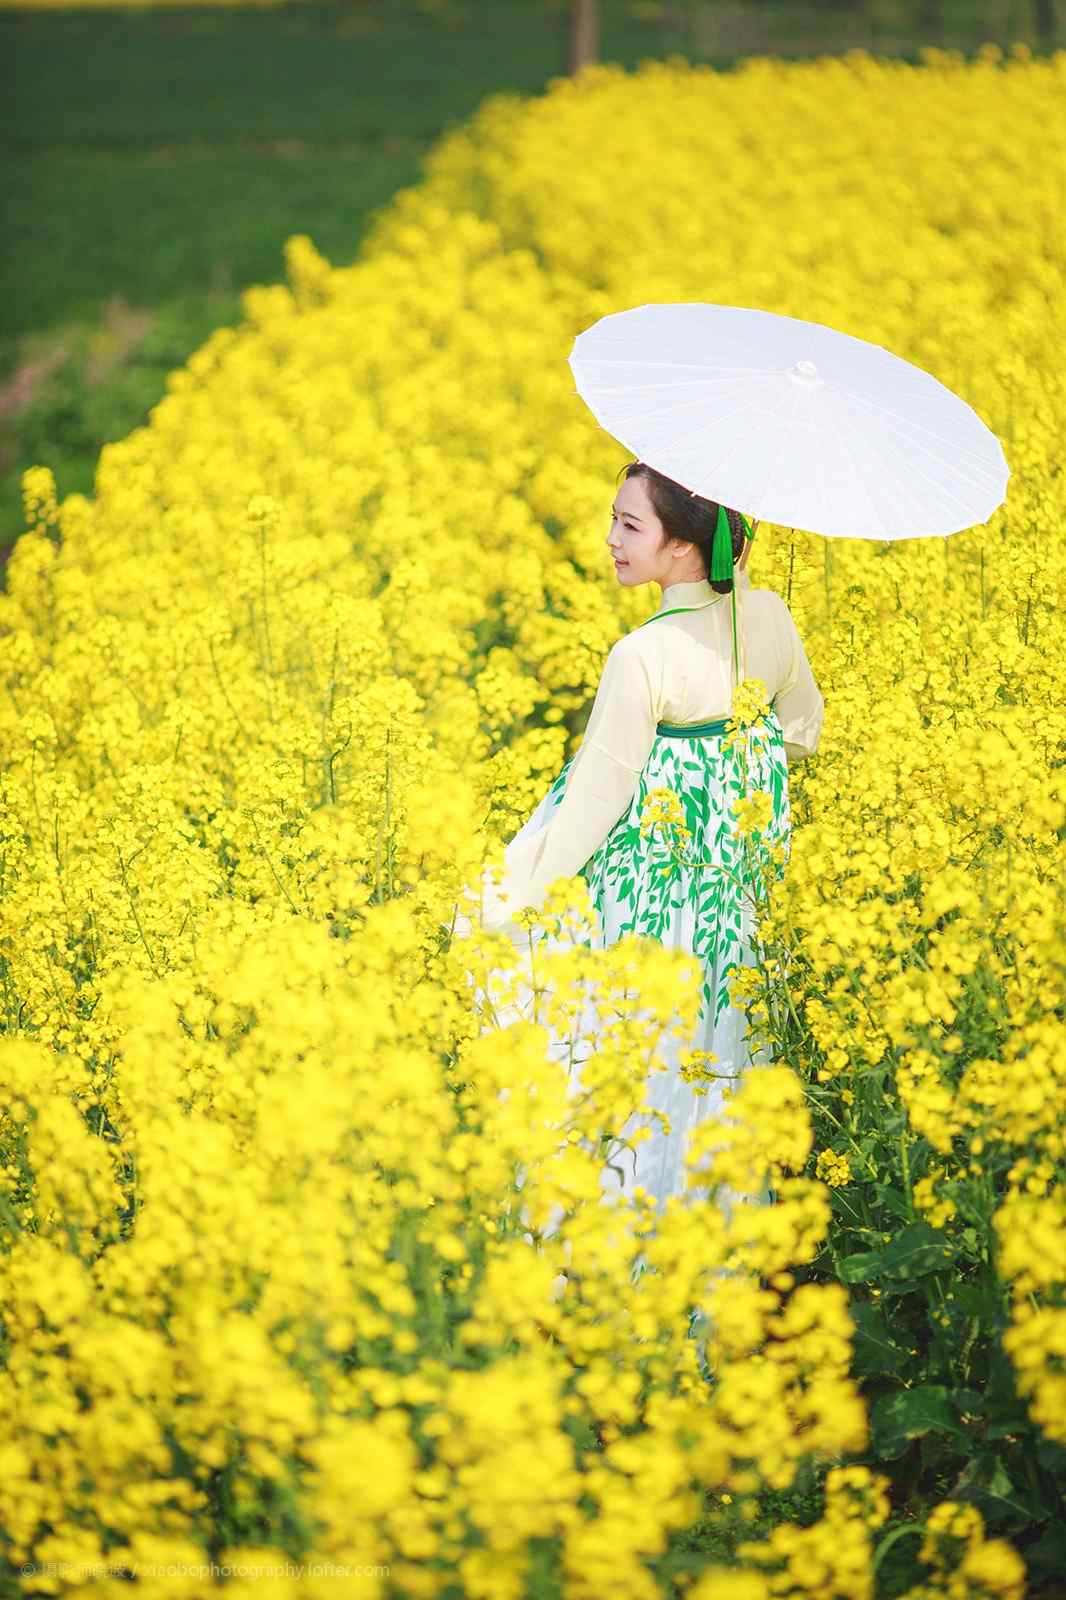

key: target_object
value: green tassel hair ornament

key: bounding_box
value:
[709,503,757,692]
[709,505,757,584]
[709,502,734,583]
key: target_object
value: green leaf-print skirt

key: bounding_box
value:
[514,708,791,1211]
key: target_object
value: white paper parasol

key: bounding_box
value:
[568,303,1009,540]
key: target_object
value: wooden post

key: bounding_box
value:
[568,0,600,74]
[1033,0,1056,42]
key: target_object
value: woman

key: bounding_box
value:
[459,460,825,1214]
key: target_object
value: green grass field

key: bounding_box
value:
[3,0,1058,560]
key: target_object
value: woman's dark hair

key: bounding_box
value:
[617,461,748,594]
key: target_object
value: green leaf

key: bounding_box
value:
[850,1301,904,1376]
[951,1455,1038,1531]
[837,1251,883,1284]
[871,1386,965,1460]
[985,1421,1029,1441]
[871,1183,912,1222]
[1028,1523,1066,1584]
[878,1221,953,1279]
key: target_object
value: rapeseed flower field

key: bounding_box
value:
[2,45,1063,1597]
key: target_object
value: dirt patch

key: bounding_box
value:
[83,294,155,390]
[0,294,156,478]
[0,341,71,474]
[0,344,70,426]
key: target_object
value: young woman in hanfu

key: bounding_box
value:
[459,461,824,1225]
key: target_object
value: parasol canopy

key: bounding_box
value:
[568,303,1010,540]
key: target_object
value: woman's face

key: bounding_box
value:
[605,474,707,590]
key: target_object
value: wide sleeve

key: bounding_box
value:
[773,607,825,762]
[473,632,663,937]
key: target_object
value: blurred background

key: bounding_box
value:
[2,0,1061,564]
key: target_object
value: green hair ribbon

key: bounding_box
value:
[709,504,756,690]
[709,506,757,583]
[709,503,734,583]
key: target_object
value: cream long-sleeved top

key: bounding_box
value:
[465,570,824,940]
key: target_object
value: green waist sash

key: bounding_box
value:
[656,705,778,739]
[655,717,731,738]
